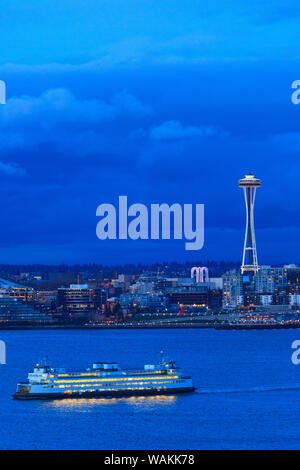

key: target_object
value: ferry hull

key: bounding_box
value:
[13,386,195,400]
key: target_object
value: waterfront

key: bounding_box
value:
[1,329,300,449]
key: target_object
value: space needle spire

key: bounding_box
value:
[238,173,262,276]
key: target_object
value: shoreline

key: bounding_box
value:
[0,323,214,330]
[1,322,300,330]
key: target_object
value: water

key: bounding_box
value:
[1,328,300,449]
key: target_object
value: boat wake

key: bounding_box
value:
[196,384,300,395]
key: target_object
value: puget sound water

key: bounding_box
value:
[1,328,300,450]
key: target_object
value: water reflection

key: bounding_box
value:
[44,394,178,411]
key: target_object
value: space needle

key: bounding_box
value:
[238,173,262,277]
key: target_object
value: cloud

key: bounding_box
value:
[149,120,218,141]
[0,88,151,126]
[0,33,227,77]
[0,161,25,176]
[0,88,152,153]
[1,88,115,125]
[112,90,152,117]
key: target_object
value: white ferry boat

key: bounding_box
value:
[13,355,195,400]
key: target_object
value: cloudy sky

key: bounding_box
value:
[0,0,299,264]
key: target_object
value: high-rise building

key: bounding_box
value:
[255,267,275,293]
[238,173,262,276]
[286,265,300,294]
[57,284,107,321]
[222,270,243,308]
[255,266,287,293]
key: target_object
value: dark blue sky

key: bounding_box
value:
[0,0,300,264]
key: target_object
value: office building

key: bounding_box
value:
[57,284,107,321]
